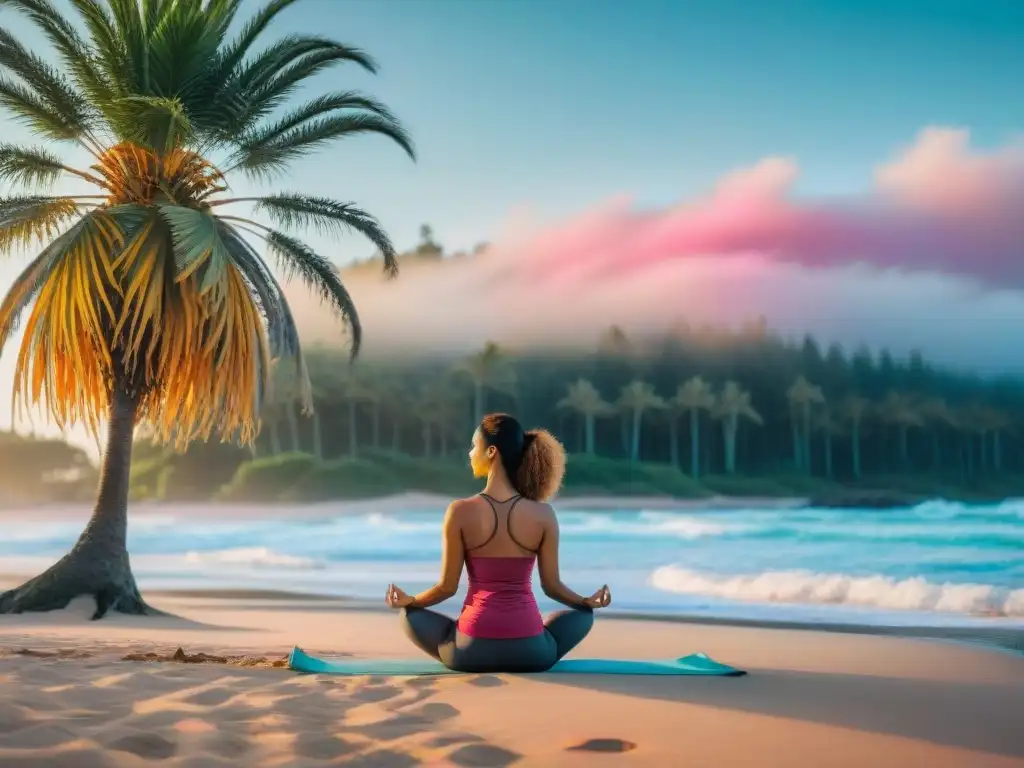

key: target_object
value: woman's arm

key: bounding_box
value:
[536,511,589,608]
[410,502,465,608]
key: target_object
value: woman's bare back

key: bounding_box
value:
[458,493,552,557]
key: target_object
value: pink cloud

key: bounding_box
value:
[496,127,1024,288]
[288,126,1024,367]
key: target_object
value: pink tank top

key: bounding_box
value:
[457,555,544,639]
[455,494,544,640]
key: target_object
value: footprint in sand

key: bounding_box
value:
[107,731,178,760]
[566,737,638,753]
[447,743,523,767]
[293,732,359,761]
[0,722,78,750]
[407,702,459,723]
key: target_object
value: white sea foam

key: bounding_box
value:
[649,566,1024,617]
[182,547,323,570]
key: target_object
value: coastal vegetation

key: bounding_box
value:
[7,310,1024,507]
[0,0,412,616]
[126,322,1024,505]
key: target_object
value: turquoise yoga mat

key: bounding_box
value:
[288,646,745,677]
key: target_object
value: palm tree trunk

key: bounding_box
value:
[979,431,988,474]
[669,417,679,467]
[311,410,323,460]
[422,423,432,458]
[824,433,833,479]
[630,408,642,462]
[899,425,909,470]
[993,430,1002,472]
[0,387,151,618]
[620,413,629,457]
[372,404,381,448]
[391,420,401,452]
[851,422,861,480]
[722,414,738,474]
[584,413,596,455]
[439,424,449,457]
[286,402,301,452]
[791,417,802,471]
[801,403,812,475]
[690,409,700,478]
[348,401,358,457]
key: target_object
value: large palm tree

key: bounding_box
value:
[670,376,715,477]
[0,0,413,617]
[713,381,762,475]
[557,378,613,455]
[616,379,664,462]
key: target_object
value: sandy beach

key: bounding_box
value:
[0,592,1021,767]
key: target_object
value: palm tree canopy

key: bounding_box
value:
[0,0,413,447]
[713,381,763,425]
[786,375,825,407]
[557,378,614,417]
[918,396,958,427]
[616,379,665,411]
[457,340,517,393]
[838,393,870,423]
[671,376,715,413]
[813,409,844,435]
[880,391,924,428]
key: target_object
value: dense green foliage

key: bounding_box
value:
[117,306,1024,503]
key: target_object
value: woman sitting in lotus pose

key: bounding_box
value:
[385,413,611,673]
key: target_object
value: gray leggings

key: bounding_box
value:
[399,606,594,673]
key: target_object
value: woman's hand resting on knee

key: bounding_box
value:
[385,583,414,609]
[582,584,611,609]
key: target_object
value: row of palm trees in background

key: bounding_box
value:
[259,327,1021,483]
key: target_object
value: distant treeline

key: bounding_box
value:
[120,314,1024,504]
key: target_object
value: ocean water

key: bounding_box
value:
[2,499,1023,627]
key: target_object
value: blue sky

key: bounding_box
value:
[2,0,1024,438]
[10,0,1020,252]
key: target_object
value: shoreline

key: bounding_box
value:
[2,490,1018,519]
[0,492,811,521]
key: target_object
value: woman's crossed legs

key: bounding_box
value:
[400,607,594,673]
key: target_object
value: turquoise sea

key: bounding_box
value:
[3,500,1022,627]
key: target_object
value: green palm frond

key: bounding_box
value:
[114,95,194,153]
[216,0,305,76]
[229,113,415,176]
[159,204,232,295]
[0,144,68,188]
[252,195,398,275]
[0,76,84,141]
[0,27,94,131]
[263,230,362,359]
[239,90,398,148]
